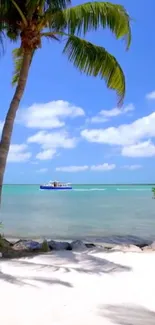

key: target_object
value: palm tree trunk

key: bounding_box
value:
[0,51,32,204]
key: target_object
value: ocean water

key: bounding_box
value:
[0,184,155,244]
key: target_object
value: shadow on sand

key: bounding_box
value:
[0,270,73,288]
[99,304,155,325]
[0,249,131,284]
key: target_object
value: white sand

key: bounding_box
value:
[0,248,155,325]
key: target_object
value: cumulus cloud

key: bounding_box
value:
[27,130,77,160]
[81,112,155,146]
[90,163,116,171]
[122,141,155,157]
[146,91,155,100]
[36,149,56,160]
[8,144,31,162]
[18,100,85,129]
[56,165,89,172]
[122,164,142,170]
[56,163,115,172]
[90,104,134,123]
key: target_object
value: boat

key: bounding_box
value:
[40,180,72,190]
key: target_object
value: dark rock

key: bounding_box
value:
[13,240,42,251]
[48,240,72,251]
[143,241,155,251]
[71,240,87,250]
[85,243,96,249]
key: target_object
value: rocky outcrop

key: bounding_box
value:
[0,237,155,259]
[48,240,72,251]
[142,241,155,251]
[13,240,42,251]
[71,240,87,250]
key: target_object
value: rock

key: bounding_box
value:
[143,241,155,251]
[85,243,96,249]
[71,240,87,250]
[0,252,2,258]
[110,244,142,253]
[13,240,42,251]
[48,240,72,251]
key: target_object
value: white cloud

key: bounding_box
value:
[56,165,89,172]
[28,130,77,160]
[90,163,116,171]
[28,130,76,149]
[146,91,155,100]
[122,141,155,157]
[81,112,155,146]
[90,104,134,123]
[37,168,48,173]
[122,164,142,170]
[56,164,115,172]
[0,121,3,133]
[36,149,56,160]
[8,144,31,162]
[18,100,85,129]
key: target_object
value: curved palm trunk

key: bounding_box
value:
[0,51,32,204]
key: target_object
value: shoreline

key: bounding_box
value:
[0,236,155,260]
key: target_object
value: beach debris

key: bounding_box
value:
[48,240,72,251]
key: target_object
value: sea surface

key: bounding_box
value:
[0,184,155,244]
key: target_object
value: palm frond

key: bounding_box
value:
[41,32,60,41]
[63,35,126,104]
[12,47,23,85]
[12,47,34,85]
[26,0,71,17]
[50,2,131,49]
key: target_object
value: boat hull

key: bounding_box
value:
[40,186,72,190]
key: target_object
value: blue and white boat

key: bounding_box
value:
[40,180,72,190]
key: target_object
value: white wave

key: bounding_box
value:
[117,188,151,191]
[73,188,106,192]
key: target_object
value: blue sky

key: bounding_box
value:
[1,0,155,184]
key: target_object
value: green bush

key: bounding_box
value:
[41,240,49,252]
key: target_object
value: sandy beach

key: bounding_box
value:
[0,247,155,325]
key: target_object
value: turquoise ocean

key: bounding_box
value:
[1,184,155,244]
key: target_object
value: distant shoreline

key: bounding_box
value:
[3,183,155,186]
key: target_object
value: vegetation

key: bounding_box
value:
[152,187,155,198]
[41,240,49,252]
[0,0,131,203]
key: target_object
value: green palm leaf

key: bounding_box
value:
[12,47,34,85]
[49,2,131,49]
[63,35,125,104]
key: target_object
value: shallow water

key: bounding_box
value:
[1,184,155,242]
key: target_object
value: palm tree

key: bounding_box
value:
[0,0,131,203]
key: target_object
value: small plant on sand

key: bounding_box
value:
[41,240,49,252]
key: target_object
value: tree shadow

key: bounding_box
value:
[0,270,73,288]
[7,250,132,275]
[99,304,155,325]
